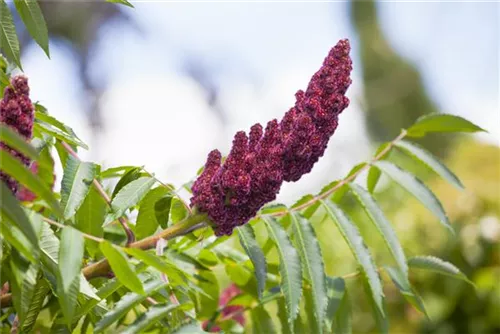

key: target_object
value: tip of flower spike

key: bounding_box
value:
[11,75,30,95]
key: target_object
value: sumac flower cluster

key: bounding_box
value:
[191,39,352,235]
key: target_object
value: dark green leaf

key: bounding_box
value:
[367,142,391,193]
[332,288,351,334]
[99,241,144,294]
[362,277,388,334]
[1,221,37,262]
[0,149,62,217]
[262,216,302,327]
[170,197,188,223]
[111,167,141,198]
[100,165,136,179]
[408,256,472,285]
[60,155,97,220]
[0,182,38,246]
[0,0,22,68]
[290,213,327,332]
[407,113,486,137]
[349,184,408,277]
[155,195,172,229]
[374,161,453,234]
[14,0,50,57]
[0,124,38,160]
[237,224,267,300]
[320,200,385,316]
[251,306,276,334]
[395,140,463,189]
[94,279,167,333]
[20,277,50,332]
[135,187,171,239]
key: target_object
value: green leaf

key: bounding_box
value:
[136,187,171,239]
[349,183,408,276]
[104,177,155,225]
[122,304,181,334]
[58,227,84,325]
[384,266,428,317]
[262,216,302,327]
[367,142,391,193]
[407,113,486,137]
[292,194,320,218]
[34,121,88,150]
[75,186,107,258]
[0,0,22,68]
[172,322,205,334]
[251,306,276,334]
[123,248,187,286]
[0,124,38,160]
[99,241,144,294]
[106,0,134,8]
[332,288,351,334]
[60,155,97,220]
[290,213,327,332]
[20,277,50,333]
[35,111,87,148]
[100,165,137,179]
[395,140,463,190]
[362,277,388,334]
[0,182,39,246]
[1,220,37,262]
[94,279,167,333]
[155,195,172,229]
[7,254,38,323]
[373,161,453,234]
[14,0,50,57]
[324,277,345,331]
[170,197,188,223]
[320,200,385,316]
[237,224,267,300]
[111,167,142,198]
[0,149,62,217]
[408,256,473,285]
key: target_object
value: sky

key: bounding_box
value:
[21,1,499,203]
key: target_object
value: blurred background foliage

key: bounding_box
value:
[7,0,499,333]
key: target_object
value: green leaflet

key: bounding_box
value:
[384,266,428,317]
[395,140,463,190]
[99,241,144,295]
[290,213,327,333]
[237,224,267,300]
[324,276,346,331]
[58,227,84,326]
[0,0,22,68]
[349,184,408,277]
[251,305,276,334]
[0,124,38,160]
[0,182,39,248]
[373,161,453,234]
[407,113,486,137]
[261,216,302,328]
[366,142,391,193]
[0,149,62,217]
[408,256,473,285]
[14,0,50,57]
[104,177,156,225]
[122,304,181,334]
[106,0,134,8]
[320,200,385,317]
[111,167,142,199]
[94,279,167,333]
[60,155,97,220]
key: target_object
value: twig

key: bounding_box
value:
[42,217,104,243]
[60,142,135,244]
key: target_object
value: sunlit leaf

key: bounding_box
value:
[290,213,327,332]
[407,113,486,137]
[321,200,384,316]
[262,216,302,328]
[99,241,144,294]
[374,161,453,234]
[408,256,473,285]
[0,0,22,68]
[395,140,463,190]
[111,167,142,199]
[237,224,267,300]
[14,0,50,57]
[122,304,181,334]
[60,155,97,220]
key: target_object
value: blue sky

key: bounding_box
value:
[22,1,499,201]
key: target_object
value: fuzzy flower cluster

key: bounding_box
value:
[0,76,35,195]
[191,39,352,236]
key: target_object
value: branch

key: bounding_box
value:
[60,142,135,244]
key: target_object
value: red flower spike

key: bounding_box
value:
[191,39,352,236]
